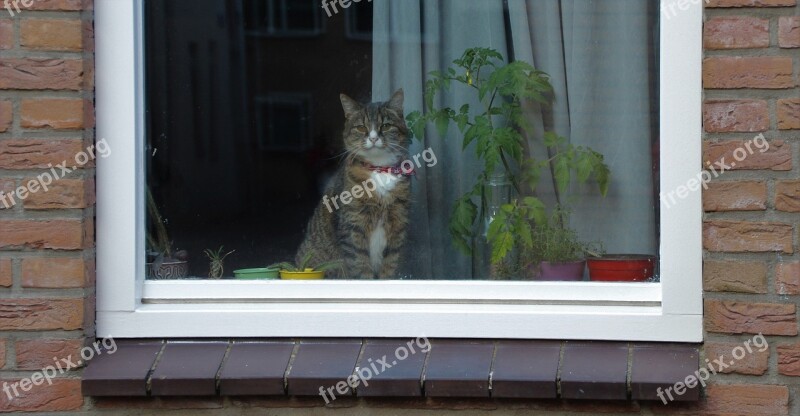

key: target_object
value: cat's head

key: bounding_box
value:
[340,89,409,167]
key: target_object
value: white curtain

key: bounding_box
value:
[373,0,658,279]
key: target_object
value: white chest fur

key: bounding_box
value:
[370,171,400,197]
[369,220,387,273]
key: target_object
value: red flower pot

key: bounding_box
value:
[587,255,656,282]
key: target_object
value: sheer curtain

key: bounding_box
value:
[373,0,658,279]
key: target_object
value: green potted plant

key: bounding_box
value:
[407,47,610,277]
[270,252,343,280]
[146,188,189,280]
[204,246,234,279]
[524,211,603,281]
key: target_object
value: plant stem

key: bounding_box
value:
[499,151,522,195]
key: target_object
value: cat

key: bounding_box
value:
[295,89,412,279]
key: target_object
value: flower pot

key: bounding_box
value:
[280,268,325,280]
[234,267,279,280]
[587,254,656,282]
[146,260,189,280]
[533,260,585,281]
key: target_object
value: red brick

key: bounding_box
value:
[0,20,12,50]
[21,99,83,129]
[0,220,83,250]
[0,339,5,368]
[21,19,83,51]
[707,0,796,6]
[0,179,13,210]
[27,0,84,10]
[85,256,95,287]
[703,299,797,335]
[21,257,85,288]
[776,262,800,295]
[0,100,11,132]
[0,298,83,330]
[703,220,793,253]
[705,342,769,375]
[82,57,94,92]
[0,259,10,287]
[0,378,82,412]
[704,16,770,49]
[82,97,95,129]
[777,343,800,375]
[0,59,82,91]
[703,260,767,293]
[705,300,796,335]
[83,212,94,249]
[777,98,799,130]
[703,181,766,211]
[776,180,800,212]
[704,57,793,89]
[82,19,94,53]
[23,178,92,210]
[700,384,789,416]
[704,100,769,132]
[14,339,83,370]
[703,140,792,171]
[778,16,800,48]
[0,139,85,170]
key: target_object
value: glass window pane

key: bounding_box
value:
[144,0,660,283]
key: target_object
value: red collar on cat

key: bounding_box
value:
[362,162,416,177]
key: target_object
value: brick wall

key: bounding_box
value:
[701,0,799,416]
[0,0,798,414]
[0,0,93,412]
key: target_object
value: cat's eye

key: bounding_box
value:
[354,125,368,133]
[381,123,394,130]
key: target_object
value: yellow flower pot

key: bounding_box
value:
[280,268,325,280]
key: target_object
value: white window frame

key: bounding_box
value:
[96,0,703,342]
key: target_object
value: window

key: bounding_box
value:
[345,1,372,41]
[96,0,703,341]
[254,93,313,151]
[245,0,325,37]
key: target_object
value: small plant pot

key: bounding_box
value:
[534,260,586,281]
[587,254,656,282]
[280,268,325,280]
[234,268,279,280]
[146,260,189,280]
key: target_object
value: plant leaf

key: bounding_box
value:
[595,162,611,197]
[523,196,546,225]
[491,231,514,264]
[435,109,451,138]
[553,154,571,194]
[406,111,425,140]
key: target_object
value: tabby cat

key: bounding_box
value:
[295,89,412,279]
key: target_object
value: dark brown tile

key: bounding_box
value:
[286,339,362,397]
[630,343,700,402]
[491,340,560,399]
[424,340,494,398]
[218,341,295,396]
[82,340,163,396]
[560,341,628,400]
[355,339,428,397]
[150,342,229,396]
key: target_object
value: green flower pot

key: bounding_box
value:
[233,267,279,280]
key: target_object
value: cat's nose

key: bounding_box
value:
[369,130,379,142]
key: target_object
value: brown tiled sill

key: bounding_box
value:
[82,339,700,401]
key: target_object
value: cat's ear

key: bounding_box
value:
[387,89,404,113]
[340,94,362,118]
